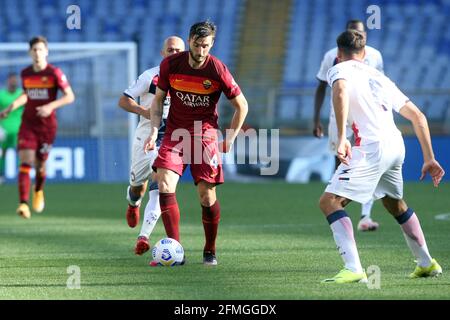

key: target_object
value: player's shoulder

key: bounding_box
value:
[20,65,34,76]
[365,45,383,59]
[140,66,160,80]
[162,51,187,66]
[323,47,338,60]
[46,63,66,76]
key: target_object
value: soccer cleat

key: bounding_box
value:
[16,203,31,219]
[134,236,150,255]
[357,217,379,232]
[203,251,218,266]
[409,259,442,278]
[126,204,140,228]
[32,190,45,213]
[321,268,368,284]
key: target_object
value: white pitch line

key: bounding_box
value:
[434,213,450,221]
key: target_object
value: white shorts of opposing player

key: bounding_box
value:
[326,136,405,205]
[129,127,159,187]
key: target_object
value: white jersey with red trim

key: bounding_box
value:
[326,60,409,146]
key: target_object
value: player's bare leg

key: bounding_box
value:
[319,192,367,283]
[126,181,147,228]
[197,181,220,266]
[32,158,46,213]
[17,149,35,219]
[382,196,442,278]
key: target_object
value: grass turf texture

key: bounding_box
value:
[0,182,449,299]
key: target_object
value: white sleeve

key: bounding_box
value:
[123,71,150,100]
[327,65,347,87]
[377,51,384,74]
[389,81,409,113]
[316,51,334,82]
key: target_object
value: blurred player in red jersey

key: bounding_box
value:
[0,36,75,219]
[144,21,248,266]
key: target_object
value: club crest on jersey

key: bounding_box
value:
[41,76,48,83]
[203,79,212,90]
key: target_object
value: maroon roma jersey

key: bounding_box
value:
[157,51,241,134]
[21,63,70,131]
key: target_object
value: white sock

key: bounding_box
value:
[329,215,363,273]
[361,199,374,219]
[126,186,142,207]
[139,189,161,238]
[399,212,432,267]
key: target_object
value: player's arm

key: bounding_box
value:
[0,92,27,119]
[221,93,249,153]
[331,79,351,165]
[399,101,445,186]
[143,87,166,152]
[313,80,328,137]
[118,94,150,119]
[36,86,75,118]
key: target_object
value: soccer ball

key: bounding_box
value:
[151,238,184,266]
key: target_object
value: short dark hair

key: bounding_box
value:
[346,19,365,32]
[189,20,217,41]
[337,30,366,55]
[29,36,48,49]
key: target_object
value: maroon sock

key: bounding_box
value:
[159,193,180,242]
[202,201,221,253]
[18,163,31,203]
[35,171,46,191]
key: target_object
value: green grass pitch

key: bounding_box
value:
[0,182,449,299]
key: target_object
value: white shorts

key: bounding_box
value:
[328,118,353,154]
[325,139,405,204]
[129,135,159,187]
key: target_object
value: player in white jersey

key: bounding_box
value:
[313,20,383,232]
[319,30,445,283]
[118,36,185,255]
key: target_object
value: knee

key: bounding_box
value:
[199,191,216,207]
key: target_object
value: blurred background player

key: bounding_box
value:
[0,36,75,218]
[320,30,444,283]
[313,19,384,232]
[118,36,185,255]
[0,73,24,184]
[144,21,248,266]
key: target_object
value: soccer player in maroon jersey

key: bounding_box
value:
[144,21,248,266]
[0,36,75,219]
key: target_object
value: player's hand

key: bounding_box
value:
[144,135,157,153]
[218,139,233,153]
[313,123,324,138]
[336,139,352,165]
[0,105,12,119]
[420,159,445,187]
[36,104,53,117]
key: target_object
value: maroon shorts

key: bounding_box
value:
[18,124,56,161]
[153,134,224,185]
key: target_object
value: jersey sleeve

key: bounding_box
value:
[54,67,70,91]
[316,51,333,82]
[389,81,409,113]
[376,51,384,74]
[327,65,347,87]
[157,57,170,92]
[218,62,241,100]
[123,71,150,100]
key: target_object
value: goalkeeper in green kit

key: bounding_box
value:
[0,73,24,183]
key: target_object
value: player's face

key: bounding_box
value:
[162,39,185,58]
[29,42,48,64]
[189,36,214,64]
